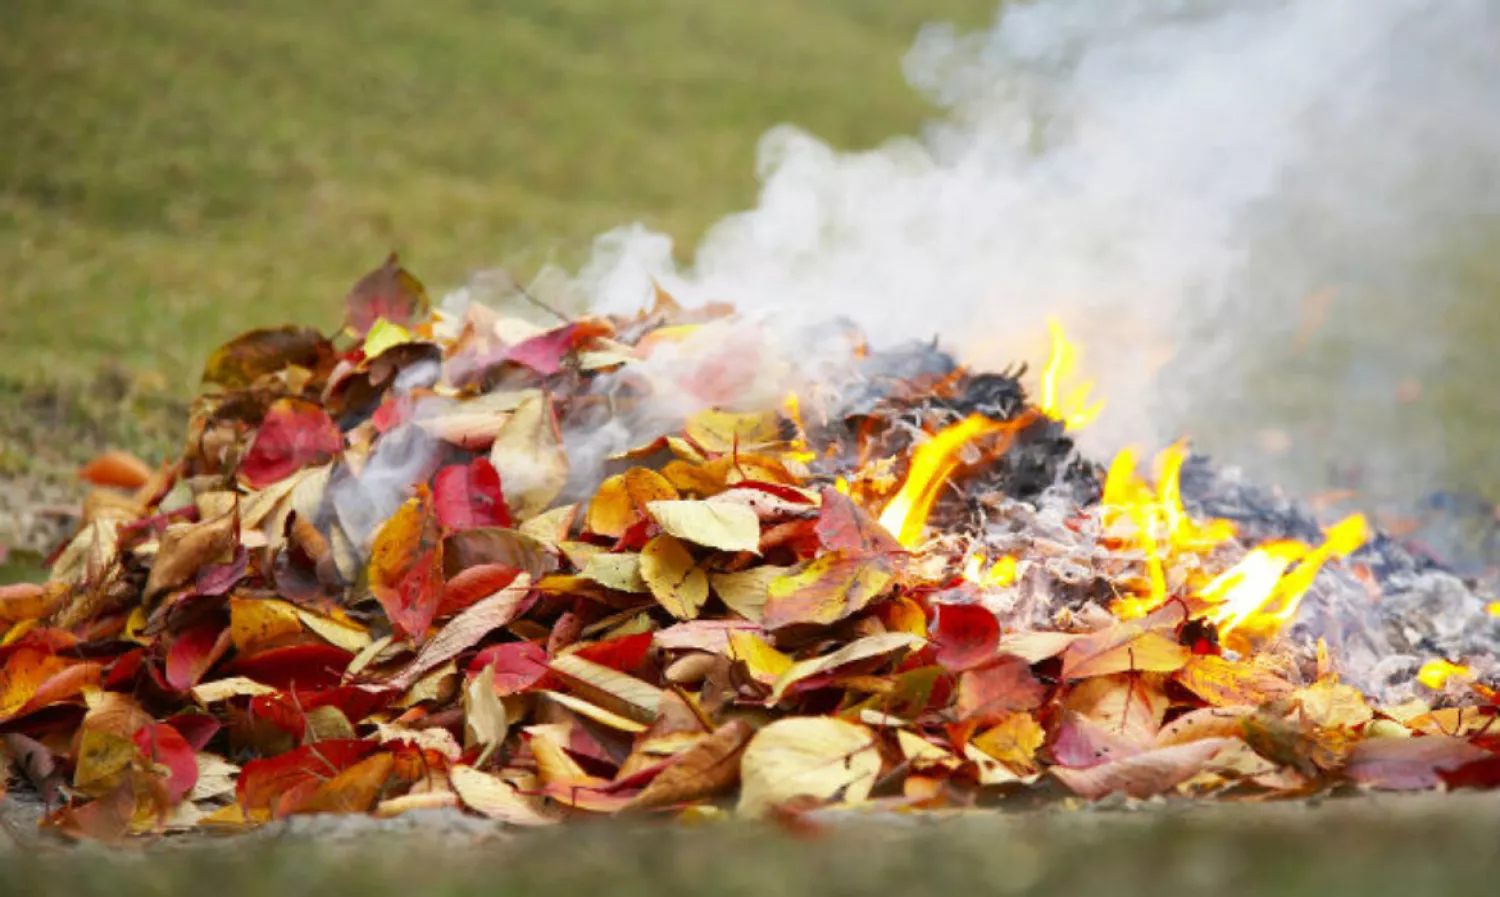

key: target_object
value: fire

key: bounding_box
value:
[1039,319,1105,430]
[1417,658,1472,690]
[963,553,1018,589]
[781,392,818,463]
[878,415,1010,548]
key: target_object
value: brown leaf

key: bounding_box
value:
[1174,655,1296,707]
[144,504,240,603]
[1344,736,1490,790]
[202,326,333,389]
[345,253,431,337]
[630,720,753,809]
[1051,738,1239,800]
[767,632,924,704]
[955,656,1047,724]
[815,487,900,555]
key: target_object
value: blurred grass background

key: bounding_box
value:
[0,0,993,477]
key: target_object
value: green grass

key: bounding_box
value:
[0,0,994,476]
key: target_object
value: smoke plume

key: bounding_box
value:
[571,0,1500,504]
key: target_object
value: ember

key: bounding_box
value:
[3,257,1499,840]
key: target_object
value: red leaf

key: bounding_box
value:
[345,253,431,337]
[164,622,232,692]
[381,548,445,639]
[372,393,416,434]
[248,693,308,741]
[229,644,354,691]
[467,641,549,695]
[193,547,249,597]
[1050,712,1144,769]
[954,656,1046,724]
[1345,736,1490,790]
[239,398,343,489]
[500,321,612,377]
[1438,754,1500,791]
[132,722,198,804]
[162,713,222,752]
[369,486,445,640]
[237,739,381,815]
[440,563,523,617]
[815,487,900,555]
[932,604,1000,672]
[573,632,654,673]
[433,458,513,531]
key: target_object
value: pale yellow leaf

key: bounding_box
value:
[737,717,880,818]
[188,753,239,802]
[519,504,578,549]
[465,662,509,766]
[581,553,647,593]
[710,566,793,623]
[539,691,648,733]
[767,632,924,704]
[190,677,276,704]
[489,391,568,520]
[449,764,555,826]
[646,500,761,554]
[294,608,372,653]
[640,534,709,620]
[548,653,663,722]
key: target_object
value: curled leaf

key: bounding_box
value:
[737,717,880,818]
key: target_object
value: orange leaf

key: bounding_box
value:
[628,720,753,809]
[0,648,72,722]
[289,752,397,815]
[1058,623,1190,680]
[368,484,444,640]
[762,552,894,629]
[1174,655,1295,707]
[77,451,154,491]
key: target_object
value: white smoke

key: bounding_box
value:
[573,0,1500,501]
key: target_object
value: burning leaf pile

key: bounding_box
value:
[3,256,1500,842]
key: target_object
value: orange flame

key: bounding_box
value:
[1040,319,1105,430]
[878,415,1010,548]
[781,392,818,464]
[963,553,1018,589]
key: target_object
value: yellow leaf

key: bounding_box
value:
[645,500,761,554]
[464,662,509,766]
[684,409,781,454]
[74,729,138,796]
[548,653,664,722]
[362,318,416,358]
[964,742,1031,786]
[737,717,880,818]
[640,534,709,620]
[581,553,647,593]
[539,691,648,733]
[518,504,578,549]
[294,608,373,653]
[1297,678,1374,729]
[490,391,569,520]
[896,730,959,770]
[709,566,792,623]
[763,553,894,628]
[726,630,794,685]
[586,468,678,538]
[971,712,1046,774]
[229,596,304,653]
[190,677,277,704]
[629,720,753,809]
[449,765,555,826]
[767,632,924,704]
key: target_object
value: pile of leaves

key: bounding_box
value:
[4,257,1500,843]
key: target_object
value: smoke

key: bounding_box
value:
[573,0,1500,503]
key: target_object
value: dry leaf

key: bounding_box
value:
[767,632,923,704]
[640,534,709,620]
[645,500,762,554]
[449,764,554,826]
[738,717,880,818]
[630,720,753,809]
[490,392,569,520]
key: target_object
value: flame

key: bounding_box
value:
[963,553,1018,589]
[781,392,818,463]
[1488,601,1500,618]
[878,415,1009,548]
[1417,658,1471,690]
[1203,513,1370,640]
[1039,319,1105,430]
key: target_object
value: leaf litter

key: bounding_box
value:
[4,256,1500,842]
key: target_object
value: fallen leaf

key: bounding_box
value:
[932,603,1000,672]
[1344,736,1489,790]
[955,656,1047,724]
[433,458,513,531]
[684,409,781,454]
[630,720,753,809]
[500,319,613,377]
[240,399,343,489]
[709,566,790,623]
[738,717,880,818]
[768,632,924,704]
[229,644,354,691]
[815,487,900,555]
[971,712,1046,774]
[467,641,549,695]
[291,752,396,815]
[1059,623,1190,680]
[489,392,568,520]
[236,739,381,815]
[132,722,198,804]
[449,764,554,826]
[1174,655,1296,707]
[441,563,524,616]
[645,500,762,554]
[549,653,664,723]
[165,622,233,692]
[464,661,509,766]
[762,552,894,629]
[1063,675,1168,746]
[388,574,533,690]
[0,581,68,623]
[1051,738,1237,800]
[229,596,304,654]
[640,534,709,620]
[78,451,155,491]
[0,647,72,721]
[1296,677,1374,729]
[345,253,430,337]
[145,506,240,603]
[201,326,332,388]
[368,485,444,640]
[581,552,647,593]
[587,468,679,538]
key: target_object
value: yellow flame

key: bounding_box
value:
[963,553,1018,589]
[878,415,1008,548]
[1039,319,1105,430]
[1205,513,1370,639]
[1488,601,1500,618]
[781,392,818,463]
[1417,658,1471,690]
